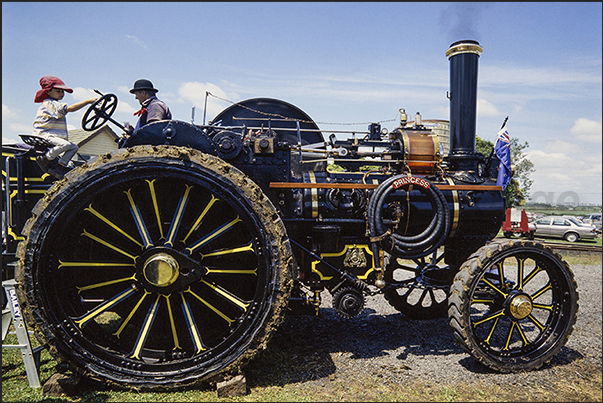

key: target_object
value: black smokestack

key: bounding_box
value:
[446,40,483,167]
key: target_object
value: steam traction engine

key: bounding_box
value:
[2,41,578,389]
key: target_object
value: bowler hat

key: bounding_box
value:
[129,79,158,94]
[34,76,73,103]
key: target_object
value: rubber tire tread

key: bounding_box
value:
[447,239,579,373]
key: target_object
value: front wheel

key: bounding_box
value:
[448,239,578,373]
[16,145,295,389]
[564,232,578,242]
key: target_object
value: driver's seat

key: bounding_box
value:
[18,134,53,151]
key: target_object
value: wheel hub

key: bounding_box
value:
[143,253,180,287]
[136,247,204,294]
[508,293,533,320]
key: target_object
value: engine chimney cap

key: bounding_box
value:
[446,40,483,58]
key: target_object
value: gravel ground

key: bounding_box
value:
[245,255,602,398]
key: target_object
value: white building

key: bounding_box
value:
[68,125,119,161]
[422,119,450,155]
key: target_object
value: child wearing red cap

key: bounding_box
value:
[33,76,97,179]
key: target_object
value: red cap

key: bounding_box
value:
[34,76,73,103]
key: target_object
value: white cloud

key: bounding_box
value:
[477,98,499,117]
[3,104,19,119]
[543,140,581,155]
[481,65,602,87]
[118,101,137,114]
[10,122,33,133]
[125,35,148,49]
[71,87,99,102]
[178,82,237,119]
[570,118,602,143]
[525,148,601,204]
[526,149,576,170]
[117,85,130,95]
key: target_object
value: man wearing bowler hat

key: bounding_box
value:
[123,79,172,136]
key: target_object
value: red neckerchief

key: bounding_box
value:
[133,107,147,117]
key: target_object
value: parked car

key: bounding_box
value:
[581,213,601,223]
[533,215,598,242]
[526,212,544,222]
[581,213,602,232]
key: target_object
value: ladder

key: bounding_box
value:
[2,279,44,388]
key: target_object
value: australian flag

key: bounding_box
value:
[494,122,512,190]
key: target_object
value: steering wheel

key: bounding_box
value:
[82,93,118,131]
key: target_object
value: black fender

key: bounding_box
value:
[122,120,221,157]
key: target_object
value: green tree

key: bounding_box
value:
[476,136,534,208]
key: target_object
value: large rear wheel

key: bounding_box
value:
[16,145,294,389]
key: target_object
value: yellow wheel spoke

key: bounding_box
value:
[503,321,517,351]
[532,303,554,311]
[471,298,495,304]
[183,194,219,243]
[146,179,164,240]
[82,230,138,261]
[201,280,249,311]
[472,309,505,327]
[77,274,137,293]
[184,288,235,325]
[84,204,143,248]
[180,292,206,354]
[201,242,255,259]
[517,257,526,291]
[515,322,530,346]
[484,316,501,345]
[165,185,193,247]
[496,262,505,289]
[114,290,150,338]
[59,261,136,269]
[163,294,181,350]
[522,265,543,287]
[73,287,136,328]
[185,216,242,255]
[527,314,546,331]
[205,267,258,275]
[531,282,553,300]
[481,278,508,298]
[130,294,161,360]
[124,189,153,249]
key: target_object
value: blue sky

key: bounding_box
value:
[3,2,602,205]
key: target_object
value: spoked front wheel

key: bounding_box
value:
[448,240,579,372]
[16,145,294,389]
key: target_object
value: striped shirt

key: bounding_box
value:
[33,98,69,139]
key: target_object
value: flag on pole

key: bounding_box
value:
[494,122,512,190]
